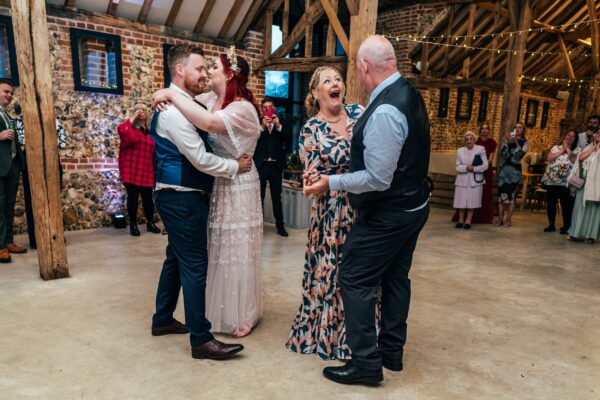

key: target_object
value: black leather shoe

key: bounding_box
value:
[277,228,288,237]
[147,222,161,234]
[381,356,404,371]
[151,319,188,336]
[455,223,464,229]
[323,361,383,385]
[130,223,140,237]
[559,228,569,235]
[191,339,244,360]
[463,223,471,230]
[543,225,556,232]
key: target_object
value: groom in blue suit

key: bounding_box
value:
[149,45,252,359]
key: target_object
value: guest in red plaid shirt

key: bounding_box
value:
[118,102,161,236]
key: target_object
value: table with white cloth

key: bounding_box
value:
[263,180,312,229]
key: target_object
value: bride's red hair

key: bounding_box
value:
[220,54,260,116]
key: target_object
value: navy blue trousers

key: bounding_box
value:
[152,190,214,346]
[340,204,429,370]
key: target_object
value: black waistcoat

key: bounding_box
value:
[349,76,430,210]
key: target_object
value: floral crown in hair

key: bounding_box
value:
[226,46,241,73]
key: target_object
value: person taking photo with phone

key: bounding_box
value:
[253,97,290,236]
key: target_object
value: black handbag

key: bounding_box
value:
[472,154,485,184]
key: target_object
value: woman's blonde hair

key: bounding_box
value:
[132,102,148,131]
[305,66,343,118]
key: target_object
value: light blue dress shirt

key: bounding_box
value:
[328,72,428,211]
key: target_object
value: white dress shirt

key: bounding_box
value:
[155,83,238,191]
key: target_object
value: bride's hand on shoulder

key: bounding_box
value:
[152,88,175,112]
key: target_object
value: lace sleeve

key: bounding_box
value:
[214,101,260,158]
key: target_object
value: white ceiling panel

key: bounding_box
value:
[202,0,232,37]
[173,0,207,32]
[146,0,174,26]
[114,0,143,21]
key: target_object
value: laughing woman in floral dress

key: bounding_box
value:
[286,66,371,360]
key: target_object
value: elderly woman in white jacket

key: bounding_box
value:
[454,131,489,229]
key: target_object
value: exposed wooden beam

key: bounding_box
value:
[165,0,183,28]
[410,75,504,91]
[487,2,501,77]
[557,33,576,80]
[282,0,290,39]
[444,6,455,68]
[586,0,600,72]
[305,0,313,57]
[319,0,348,55]
[498,0,533,153]
[345,0,358,16]
[258,55,347,72]
[46,4,236,47]
[64,0,76,7]
[194,0,216,33]
[218,0,246,38]
[325,0,338,56]
[233,0,266,42]
[11,0,69,280]
[137,0,153,24]
[346,0,377,104]
[462,3,477,78]
[106,0,118,16]
[479,1,591,47]
[420,42,429,75]
[264,9,273,60]
[271,0,324,58]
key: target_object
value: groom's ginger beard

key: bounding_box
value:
[171,55,207,97]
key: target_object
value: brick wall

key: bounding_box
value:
[8,11,265,232]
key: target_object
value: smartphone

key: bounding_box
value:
[265,108,275,119]
[510,130,516,138]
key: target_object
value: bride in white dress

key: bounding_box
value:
[153,51,262,337]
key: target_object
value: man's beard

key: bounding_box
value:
[183,76,205,96]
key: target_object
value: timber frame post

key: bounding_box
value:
[11,0,69,280]
[346,0,378,105]
[497,0,533,154]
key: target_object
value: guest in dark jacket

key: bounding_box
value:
[117,102,160,236]
[254,97,291,236]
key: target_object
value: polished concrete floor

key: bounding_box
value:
[0,208,599,400]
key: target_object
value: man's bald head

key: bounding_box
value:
[355,35,398,94]
[357,35,397,70]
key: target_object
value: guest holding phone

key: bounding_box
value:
[254,97,290,236]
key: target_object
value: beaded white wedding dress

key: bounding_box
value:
[198,92,263,335]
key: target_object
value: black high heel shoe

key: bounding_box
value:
[130,223,140,237]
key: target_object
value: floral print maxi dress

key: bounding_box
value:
[286,103,369,360]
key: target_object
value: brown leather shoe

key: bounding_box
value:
[0,248,11,263]
[191,339,244,360]
[151,319,189,336]
[7,243,27,254]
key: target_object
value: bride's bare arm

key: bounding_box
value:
[153,88,227,134]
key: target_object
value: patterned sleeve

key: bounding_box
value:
[298,120,324,175]
[514,141,529,161]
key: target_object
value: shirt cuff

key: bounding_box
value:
[328,174,343,191]
[228,159,239,179]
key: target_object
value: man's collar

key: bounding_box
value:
[169,83,194,99]
[368,71,401,107]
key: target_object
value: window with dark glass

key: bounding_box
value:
[70,28,123,94]
[163,43,174,88]
[456,88,474,121]
[525,99,539,128]
[541,101,550,129]
[438,88,449,118]
[0,15,19,85]
[478,91,489,122]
